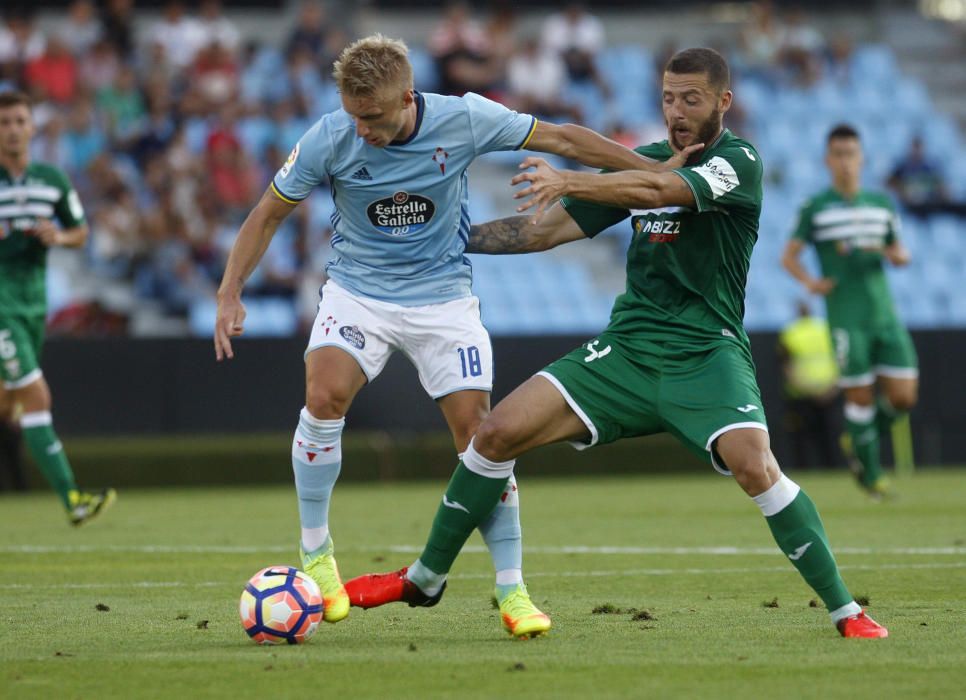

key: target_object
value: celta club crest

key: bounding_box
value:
[321,315,337,336]
[433,147,449,174]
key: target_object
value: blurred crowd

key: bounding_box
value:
[1,0,960,336]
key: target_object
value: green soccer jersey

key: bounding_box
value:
[791,188,900,328]
[0,162,85,317]
[562,129,763,348]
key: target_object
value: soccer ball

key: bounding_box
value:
[239,566,324,644]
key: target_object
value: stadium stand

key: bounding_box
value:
[3,2,963,337]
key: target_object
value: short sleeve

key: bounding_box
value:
[560,197,629,238]
[791,201,813,243]
[271,118,330,203]
[673,144,763,215]
[463,92,536,156]
[52,170,85,227]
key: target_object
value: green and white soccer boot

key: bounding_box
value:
[300,539,350,623]
[68,488,116,526]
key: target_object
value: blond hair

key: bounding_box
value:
[332,34,413,97]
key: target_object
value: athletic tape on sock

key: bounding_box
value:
[752,474,801,517]
[844,402,876,424]
[462,437,515,479]
[20,411,53,429]
[829,600,862,624]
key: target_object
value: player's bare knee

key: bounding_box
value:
[887,387,917,412]
[472,418,518,462]
[13,380,50,413]
[305,387,351,420]
[730,451,779,496]
[843,385,875,407]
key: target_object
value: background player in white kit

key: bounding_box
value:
[214,34,695,637]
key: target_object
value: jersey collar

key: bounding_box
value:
[389,91,425,147]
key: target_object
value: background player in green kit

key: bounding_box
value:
[0,91,115,525]
[782,124,917,497]
[346,49,887,639]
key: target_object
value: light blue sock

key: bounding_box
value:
[292,408,344,554]
[478,475,524,590]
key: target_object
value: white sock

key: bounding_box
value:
[829,601,862,624]
[407,559,446,596]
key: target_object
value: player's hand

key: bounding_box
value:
[806,277,836,296]
[27,220,61,247]
[511,157,567,223]
[660,142,705,171]
[214,292,247,361]
[885,245,911,266]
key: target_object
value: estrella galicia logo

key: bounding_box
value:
[339,325,366,349]
[366,191,435,236]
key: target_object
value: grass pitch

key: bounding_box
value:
[1,470,965,699]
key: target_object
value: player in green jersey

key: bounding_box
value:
[0,91,115,525]
[782,124,917,498]
[345,49,887,638]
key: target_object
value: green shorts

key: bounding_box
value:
[0,314,45,389]
[830,322,918,388]
[539,333,768,474]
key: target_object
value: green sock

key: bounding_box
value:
[417,461,510,576]
[765,488,853,612]
[845,402,882,487]
[21,413,77,509]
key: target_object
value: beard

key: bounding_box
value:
[669,109,722,152]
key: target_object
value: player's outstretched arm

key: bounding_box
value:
[781,239,836,295]
[215,188,296,360]
[465,203,586,255]
[511,156,695,221]
[27,221,88,248]
[525,122,702,173]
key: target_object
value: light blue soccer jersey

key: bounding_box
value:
[272,91,537,306]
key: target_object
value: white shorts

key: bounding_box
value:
[306,281,493,399]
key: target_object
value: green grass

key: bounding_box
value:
[1,470,965,699]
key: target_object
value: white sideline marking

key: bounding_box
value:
[2,544,965,556]
[0,562,963,590]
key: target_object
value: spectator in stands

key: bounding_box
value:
[777,6,824,86]
[130,90,177,167]
[30,111,69,170]
[507,37,582,124]
[78,37,120,93]
[777,301,842,469]
[147,1,207,73]
[205,106,257,212]
[0,11,45,80]
[824,34,854,86]
[738,0,782,84]
[540,2,611,99]
[429,1,505,98]
[24,35,78,105]
[888,136,966,218]
[56,0,102,58]
[198,0,241,54]
[63,97,106,174]
[286,1,329,63]
[189,40,241,111]
[90,184,145,277]
[99,0,135,59]
[95,64,145,146]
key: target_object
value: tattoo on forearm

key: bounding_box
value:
[465,216,535,254]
